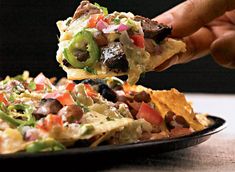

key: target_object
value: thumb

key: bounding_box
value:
[211,31,235,69]
[155,27,215,71]
[154,0,235,38]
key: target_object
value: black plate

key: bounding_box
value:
[0,115,226,162]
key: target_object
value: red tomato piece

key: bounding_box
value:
[87,14,104,28]
[36,115,63,131]
[0,93,8,105]
[130,34,145,48]
[36,84,45,91]
[103,16,112,24]
[56,92,75,106]
[43,91,75,106]
[65,82,76,92]
[84,84,97,97]
[137,102,163,125]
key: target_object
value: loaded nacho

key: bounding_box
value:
[56,1,186,84]
[0,72,210,154]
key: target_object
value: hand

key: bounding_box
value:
[154,0,235,71]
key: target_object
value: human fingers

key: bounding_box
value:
[155,27,215,71]
[154,0,235,37]
[211,31,235,69]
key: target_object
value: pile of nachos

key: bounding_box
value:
[0,71,210,154]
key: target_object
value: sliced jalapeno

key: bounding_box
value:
[0,110,21,127]
[26,138,65,153]
[63,30,100,68]
[7,104,35,126]
[0,104,35,127]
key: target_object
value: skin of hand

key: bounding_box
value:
[154,0,235,71]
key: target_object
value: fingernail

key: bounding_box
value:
[154,13,174,25]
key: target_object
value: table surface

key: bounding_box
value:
[101,93,235,172]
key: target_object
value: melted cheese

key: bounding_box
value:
[60,38,186,84]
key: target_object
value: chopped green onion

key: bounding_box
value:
[113,18,120,24]
[9,93,16,103]
[28,81,36,91]
[83,66,97,75]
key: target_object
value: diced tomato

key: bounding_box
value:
[103,16,112,24]
[84,84,97,97]
[65,82,76,92]
[36,83,44,91]
[130,34,145,48]
[56,92,75,106]
[36,115,63,131]
[87,14,104,28]
[0,93,8,105]
[44,91,75,106]
[137,102,163,125]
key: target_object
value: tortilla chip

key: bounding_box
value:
[123,84,204,131]
[61,38,185,81]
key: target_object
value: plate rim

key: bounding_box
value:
[0,115,226,159]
